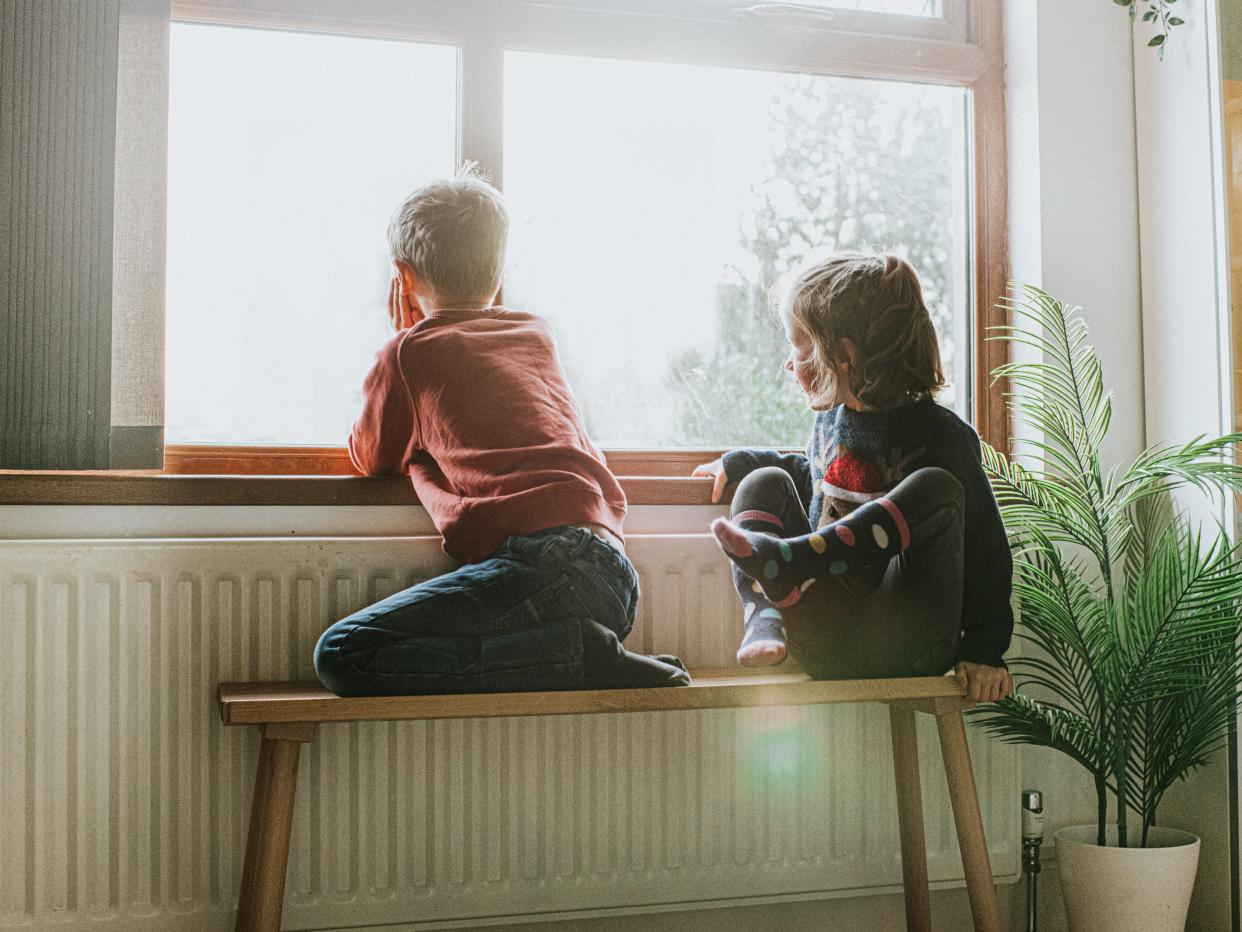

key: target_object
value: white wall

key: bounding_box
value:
[1003,0,1146,861]
[1134,1,1236,929]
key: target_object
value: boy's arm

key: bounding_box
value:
[348,334,421,476]
[721,449,814,509]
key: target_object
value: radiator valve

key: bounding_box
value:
[1022,789,1044,932]
[1022,788,1045,868]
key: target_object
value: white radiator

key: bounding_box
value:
[0,535,1018,931]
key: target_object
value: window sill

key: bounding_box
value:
[161,444,725,479]
[0,472,720,506]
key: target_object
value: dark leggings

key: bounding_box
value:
[729,465,964,679]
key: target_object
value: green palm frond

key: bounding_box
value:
[1122,488,1175,601]
[993,285,1111,467]
[972,692,1103,772]
[1010,539,1113,683]
[982,441,1110,555]
[1140,655,1239,788]
[1119,526,1242,705]
[991,286,1117,584]
[1114,434,1242,510]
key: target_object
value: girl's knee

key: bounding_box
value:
[902,466,964,507]
[732,466,801,516]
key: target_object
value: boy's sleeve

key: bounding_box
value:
[721,448,814,510]
[956,433,1014,668]
[347,334,421,477]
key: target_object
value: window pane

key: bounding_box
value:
[166,24,457,444]
[504,53,969,449]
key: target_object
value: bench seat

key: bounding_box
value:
[218,669,968,725]
[217,670,1001,932]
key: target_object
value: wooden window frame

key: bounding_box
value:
[11,0,1004,506]
[161,445,721,478]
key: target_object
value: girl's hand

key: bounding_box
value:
[691,459,731,503]
[954,661,1013,703]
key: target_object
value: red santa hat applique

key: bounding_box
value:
[821,447,888,504]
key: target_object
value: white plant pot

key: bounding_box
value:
[1056,824,1200,932]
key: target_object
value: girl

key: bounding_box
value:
[693,253,1013,702]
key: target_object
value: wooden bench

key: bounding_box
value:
[218,671,1003,932]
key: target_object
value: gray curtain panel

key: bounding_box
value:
[1,0,168,469]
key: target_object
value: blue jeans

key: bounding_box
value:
[314,525,639,696]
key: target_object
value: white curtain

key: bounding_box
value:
[111,0,171,468]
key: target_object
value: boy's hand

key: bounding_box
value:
[387,275,422,331]
[691,458,731,504]
[387,277,405,331]
[954,661,1013,703]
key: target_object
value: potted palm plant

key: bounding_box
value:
[972,285,1242,932]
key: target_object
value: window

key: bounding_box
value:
[163,0,1004,481]
[166,24,457,445]
[504,53,968,448]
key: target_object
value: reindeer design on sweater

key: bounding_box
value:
[813,420,926,527]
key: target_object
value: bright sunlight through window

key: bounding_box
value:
[166,24,456,444]
[504,53,969,448]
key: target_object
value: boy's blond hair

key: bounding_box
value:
[781,252,945,410]
[387,164,508,305]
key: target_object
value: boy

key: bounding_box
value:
[314,167,690,697]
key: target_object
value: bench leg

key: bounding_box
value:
[890,705,933,932]
[236,723,316,932]
[935,710,1002,932]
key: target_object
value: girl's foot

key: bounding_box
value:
[737,637,786,667]
[736,605,788,667]
[711,495,910,603]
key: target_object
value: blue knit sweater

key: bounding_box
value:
[722,398,1012,668]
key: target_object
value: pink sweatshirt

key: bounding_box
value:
[348,307,627,564]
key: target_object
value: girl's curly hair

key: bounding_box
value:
[781,252,946,410]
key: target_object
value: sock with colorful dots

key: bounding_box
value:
[729,512,790,667]
[712,495,910,606]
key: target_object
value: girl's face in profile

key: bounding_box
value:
[782,311,830,407]
[782,316,815,396]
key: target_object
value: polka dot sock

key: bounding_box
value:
[730,513,789,667]
[711,496,910,605]
[738,612,787,666]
